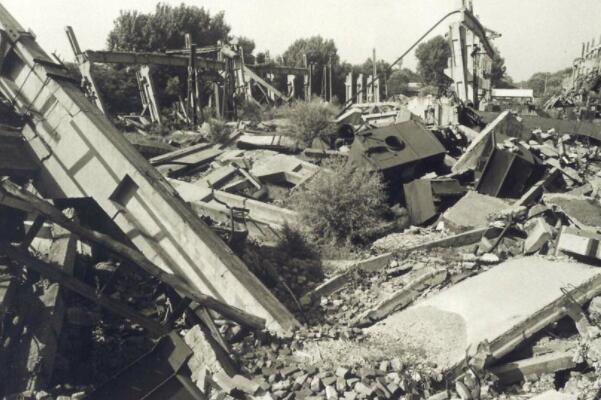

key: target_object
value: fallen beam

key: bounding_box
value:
[0,5,297,332]
[301,227,494,304]
[87,332,204,400]
[489,351,577,385]
[0,242,169,337]
[84,49,225,71]
[0,179,265,330]
[353,268,448,327]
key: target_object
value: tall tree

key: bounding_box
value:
[282,36,344,100]
[356,58,392,100]
[386,68,420,96]
[237,36,256,64]
[489,46,514,88]
[523,68,571,102]
[415,35,452,91]
[104,2,232,112]
[107,3,231,51]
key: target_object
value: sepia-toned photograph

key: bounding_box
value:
[0,0,599,398]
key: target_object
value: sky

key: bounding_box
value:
[2,0,600,82]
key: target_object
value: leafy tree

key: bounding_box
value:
[290,157,388,245]
[94,65,140,114]
[237,36,256,64]
[522,68,571,103]
[255,52,267,64]
[386,68,420,96]
[286,99,338,145]
[107,3,230,51]
[282,36,345,100]
[103,2,232,114]
[489,46,514,88]
[355,58,392,100]
[415,35,452,91]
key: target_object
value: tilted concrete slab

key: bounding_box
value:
[366,257,601,375]
[0,4,297,332]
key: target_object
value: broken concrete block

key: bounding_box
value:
[544,193,601,228]
[310,376,322,393]
[478,253,500,265]
[528,390,577,400]
[489,351,577,385]
[325,385,338,400]
[232,374,261,395]
[453,111,527,175]
[524,217,553,254]
[354,382,374,397]
[476,142,544,198]
[556,226,601,260]
[442,191,510,232]
[403,179,437,225]
[184,325,226,377]
[335,367,350,378]
[365,257,601,372]
[589,296,601,316]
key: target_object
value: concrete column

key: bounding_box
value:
[345,73,353,103]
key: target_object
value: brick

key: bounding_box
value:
[325,386,339,400]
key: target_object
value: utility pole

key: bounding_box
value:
[470,44,480,109]
[328,55,332,102]
[372,48,377,101]
[185,33,197,127]
[321,65,327,100]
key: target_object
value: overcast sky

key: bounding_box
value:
[2,0,600,82]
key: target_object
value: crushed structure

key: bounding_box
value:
[0,2,600,400]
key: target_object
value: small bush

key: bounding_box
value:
[276,223,320,260]
[286,100,338,146]
[239,100,263,123]
[290,157,388,245]
[207,118,232,144]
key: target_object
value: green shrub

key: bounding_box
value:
[290,157,388,245]
[239,100,263,123]
[207,118,232,144]
[286,100,338,146]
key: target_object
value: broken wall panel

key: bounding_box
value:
[0,5,297,332]
[365,257,601,377]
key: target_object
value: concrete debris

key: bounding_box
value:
[555,226,601,260]
[524,217,554,254]
[1,3,601,400]
[442,191,510,232]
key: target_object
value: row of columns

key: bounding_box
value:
[345,73,380,104]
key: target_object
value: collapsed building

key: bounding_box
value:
[0,2,600,400]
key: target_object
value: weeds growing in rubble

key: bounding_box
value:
[286,99,338,145]
[206,118,232,144]
[290,157,388,247]
[238,99,263,123]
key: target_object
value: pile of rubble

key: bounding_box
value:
[2,4,601,400]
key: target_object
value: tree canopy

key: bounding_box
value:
[489,46,513,88]
[520,68,572,103]
[104,3,238,113]
[386,68,420,96]
[415,35,452,91]
[282,36,344,100]
[107,3,231,52]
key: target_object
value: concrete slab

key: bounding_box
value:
[366,257,601,373]
[543,193,601,228]
[529,390,577,400]
[442,191,510,232]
